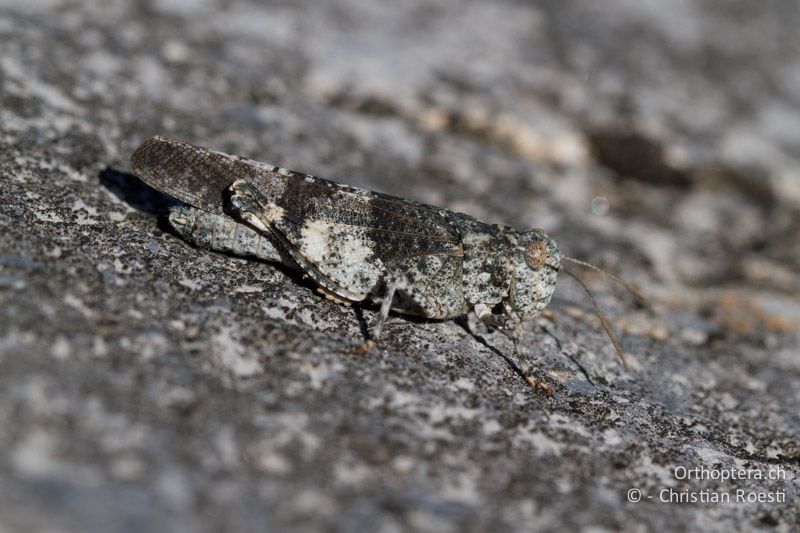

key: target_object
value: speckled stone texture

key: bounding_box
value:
[1,1,799,531]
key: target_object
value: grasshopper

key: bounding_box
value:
[131,136,639,387]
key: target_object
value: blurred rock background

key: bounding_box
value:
[1,0,798,530]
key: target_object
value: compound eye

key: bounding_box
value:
[524,241,548,270]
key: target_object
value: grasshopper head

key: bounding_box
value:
[508,229,561,321]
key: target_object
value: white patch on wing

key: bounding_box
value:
[300,221,330,263]
[338,232,374,268]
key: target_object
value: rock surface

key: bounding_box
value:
[1,0,799,531]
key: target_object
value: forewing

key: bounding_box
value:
[131,136,284,215]
[275,178,464,263]
[131,136,464,264]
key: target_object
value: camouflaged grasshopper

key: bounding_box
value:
[131,136,638,385]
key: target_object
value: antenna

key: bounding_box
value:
[562,267,630,371]
[563,256,645,302]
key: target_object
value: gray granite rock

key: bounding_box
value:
[1,1,798,531]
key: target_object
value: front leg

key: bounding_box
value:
[473,303,521,339]
[473,303,551,395]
